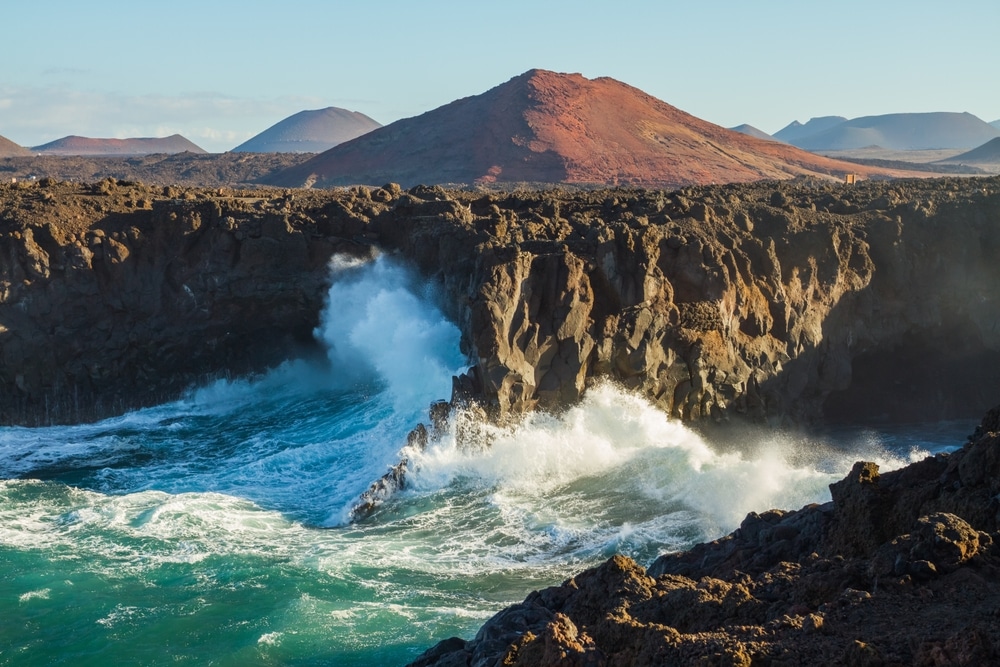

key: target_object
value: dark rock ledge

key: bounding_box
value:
[408,405,1000,666]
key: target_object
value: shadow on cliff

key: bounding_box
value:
[0,189,370,425]
[757,208,1000,426]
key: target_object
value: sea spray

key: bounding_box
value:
[315,254,467,416]
[0,254,972,666]
[402,382,933,543]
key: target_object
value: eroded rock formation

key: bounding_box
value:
[373,177,1000,426]
[0,179,373,423]
[1,176,999,426]
[407,406,1000,666]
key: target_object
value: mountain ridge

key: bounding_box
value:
[32,134,206,156]
[729,124,775,141]
[781,112,1000,151]
[938,136,1000,164]
[773,116,848,144]
[267,70,903,189]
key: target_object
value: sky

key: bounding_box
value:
[2,0,998,153]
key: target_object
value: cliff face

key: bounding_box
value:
[1,176,999,426]
[0,179,372,424]
[375,177,1000,426]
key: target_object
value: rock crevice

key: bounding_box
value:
[2,176,1000,427]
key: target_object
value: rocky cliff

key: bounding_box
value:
[1,176,999,427]
[408,405,1000,666]
[373,177,1000,427]
[0,179,372,423]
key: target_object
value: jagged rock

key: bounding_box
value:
[3,177,1000,430]
[409,405,1000,666]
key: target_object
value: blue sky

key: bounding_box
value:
[2,0,998,152]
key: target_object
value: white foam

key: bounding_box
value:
[18,588,50,603]
[257,632,283,646]
[405,382,930,541]
[315,254,466,417]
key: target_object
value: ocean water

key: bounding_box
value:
[0,255,972,666]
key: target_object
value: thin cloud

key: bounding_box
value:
[0,86,332,152]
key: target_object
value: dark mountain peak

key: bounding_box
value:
[938,136,1000,164]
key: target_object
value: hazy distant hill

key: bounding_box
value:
[787,112,1000,151]
[267,70,897,189]
[0,134,30,158]
[992,120,1000,130]
[773,117,847,144]
[937,137,1000,165]
[232,107,382,153]
[729,124,775,141]
[32,134,206,156]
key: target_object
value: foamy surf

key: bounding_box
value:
[0,254,972,666]
[397,381,931,546]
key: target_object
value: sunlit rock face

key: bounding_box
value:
[2,176,1000,427]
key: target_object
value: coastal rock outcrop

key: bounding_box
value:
[407,405,1000,666]
[0,179,373,423]
[373,177,1000,427]
[2,176,1000,427]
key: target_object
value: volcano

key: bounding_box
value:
[0,134,30,157]
[267,70,901,189]
[32,134,206,156]
[232,107,381,153]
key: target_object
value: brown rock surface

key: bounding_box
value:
[2,176,1000,427]
[267,70,917,189]
[373,177,1000,427]
[408,407,1000,666]
[0,178,374,423]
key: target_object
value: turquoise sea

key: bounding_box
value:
[0,256,970,666]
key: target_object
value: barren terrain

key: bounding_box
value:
[268,70,923,190]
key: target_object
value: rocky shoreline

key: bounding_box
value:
[409,405,1000,666]
[2,176,999,426]
[3,175,1000,664]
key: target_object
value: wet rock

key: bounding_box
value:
[410,404,1000,666]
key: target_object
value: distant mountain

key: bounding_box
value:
[729,124,775,141]
[232,107,382,153]
[32,134,206,156]
[773,117,848,144]
[267,70,895,189]
[992,120,1000,130]
[0,134,30,157]
[787,112,1000,151]
[937,137,1000,165]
